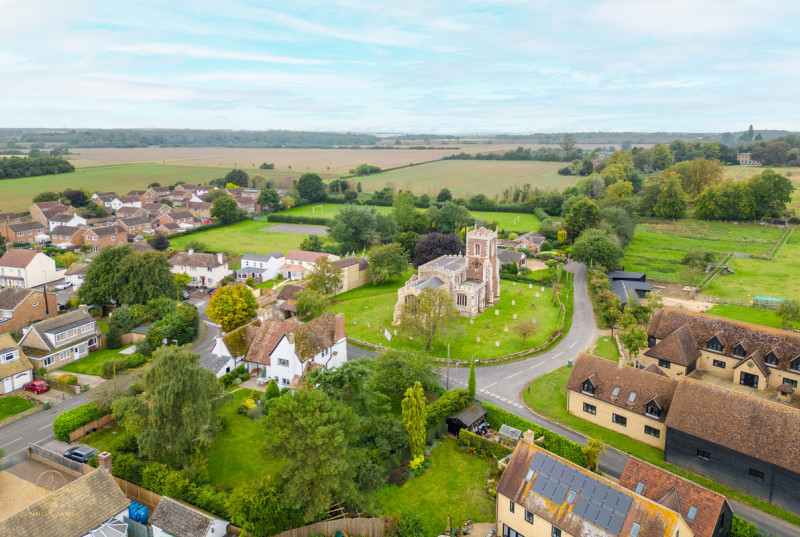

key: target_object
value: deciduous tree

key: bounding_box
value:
[431,201,472,234]
[295,288,329,319]
[620,324,647,360]
[412,232,464,267]
[436,188,452,202]
[329,205,380,251]
[211,194,240,224]
[653,176,687,220]
[295,173,327,202]
[116,251,178,305]
[225,169,250,188]
[305,257,343,296]
[148,233,169,251]
[777,299,800,329]
[205,284,258,331]
[299,234,323,252]
[280,195,296,209]
[565,198,600,238]
[513,319,539,344]
[650,144,674,170]
[225,477,305,537]
[371,350,441,401]
[368,243,408,284]
[400,287,460,350]
[570,229,623,270]
[77,245,134,305]
[402,381,427,459]
[582,437,605,472]
[257,188,281,212]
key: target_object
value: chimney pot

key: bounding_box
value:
[187,248,194,256]
[98,451,112,473]
[217,252,224,265]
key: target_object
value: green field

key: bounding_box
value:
[376,439,495,536]
[170,220,310,255]
[281,203,541,231]
[59,346,135,376]
[706,304,797,329]
[621,220,785,283]
[0,396,36,421]
[331,271,570,359]
[353,159,575,198]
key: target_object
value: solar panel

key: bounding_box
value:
[532,475,547,495]
[541,457,555,475]
[585,502,600,522]
[553,484,569,504]
[561,467,576,487]
[531,452,546,471]
[617,494,633,513]
[596,508,612,528]
[542,480,557,501]
[573,495,589,517]
[609,513,626,536]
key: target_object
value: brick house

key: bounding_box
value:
[19,306,101,370]
[114,216,155,234]
[279,250,339,280]
[158,210,199,230]
[0,247,60,288]
[83,225,127,252]
[143,202,171,217]
[0,212,21,226]
[50,226,87,248]
[115,206,149,219]
[184,201,213,220]
[117,195,143,209]
[47,212,87,231]
[498,248,526,269]
[156,222,182,235]
[0,333,34,393]
[1,221,47,244]
[29,201,73,226]
[93,195,116,210]
[169,250,230,288]
[141,186,171,203]
[0,287,57,335]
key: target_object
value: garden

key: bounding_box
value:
[0,395,36,422]
[59,345,135,377]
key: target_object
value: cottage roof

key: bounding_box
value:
[277,284,304,301]
[245,321,297,365]
[118,195,140,203]
[8,221,44,233]
[334,256,369,270]
[50,213,76,223]
[170,251,226,268]
[159,222,182,231]
[643,325,702,367]
[149,496,221,537]
[0,288,34,310]
[186,201,213,209]
[168,210,195,220]
[665,378,800,474]
[0,333,33,378]
[293,311,345,361]
[0,469,128,537]
[88,225,125,237]
[0,248,38,268]
[50,225,85,237]
[642,363,668,377]
[0,212,19,221]
[243,252,284,263]
[732,350,771,377]
[149,186,170,194]
[517,231,546,245]
[619,457,728,537]
[566,353,678,420]
[144,202,169,212]
[498,249,526,265]
[648,307,800,371]
[31,200,65,210]
[286,249,329,263]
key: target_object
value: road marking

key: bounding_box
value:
[501,398,508,402]
[483,382,497,390]
[0,437,22,449]
[39,424,52,431]
[505,372,522,379]
[529,363,544,370]
[569,341,577,349]
[553,352,564,358]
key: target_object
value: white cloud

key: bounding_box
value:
[107,43,329,65]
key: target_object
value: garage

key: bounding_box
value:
[13,371,31,390]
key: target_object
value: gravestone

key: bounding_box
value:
[353,319,357,325]
[513,282,516,286]
[519,290,523,295]
[485,323,491,329]
[504,326,508,332]
[394,330,398,336]
[512,300,516,306]
[513,314,517,320]
[495,310,499,316]
[367,322,371,328]
[476,336,481,343]
[535,292,540,298]
[529,284,533,289]
[541,287,545,292]
[495,341,500,347]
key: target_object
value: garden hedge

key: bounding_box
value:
[53,403,109,441]
[266,214,332,226]
[457,429,513,460]
[426,389,472,429]
[483,402,587,467]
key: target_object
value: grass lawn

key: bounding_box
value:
[84,423,127,452]
[621,220,785,283]
[59,345,134,377]
[375,439,495,536]
[330,271,571,360]
[170,220,310,255]
[202,389,284,488]
[591,336,620,362]
[0,396,36,421]
[706,304,797,329]
[522,365,800,527]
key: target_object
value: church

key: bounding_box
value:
[393,227,500,324]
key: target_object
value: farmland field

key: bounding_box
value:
[620,220,785,283]
[352,159,575,197]
[170,221,311,255]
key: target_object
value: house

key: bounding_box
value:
[1,221,47,244]
[609,271,652,307]
[497,441,691,537]
[50,225,87,248]
[29,201,72,225]
[83,225,127,252]
[334,256,370,294]
[664,377,800,515]
[115,216,156,234]
[206,324,250,377]
[566,353,678,449]
[644,307,800,392]
[143,202,172,216]
[174,183,215,198]
[517,231,548,252]
[0,467,128,537]
[498,248,526,269]
[127,189,147,198]
[0,333,34,393]
[157,222,183,235]
[65,262,90,290]
[275,283,304,319]
[19,306,101,370]
[737,152,763,166]
[184,201,213,219]
[47,212,87,231]
[159,210,199,229]
[169,249,230,288]
[115,205,149,219]
[149,496,229,537]
[93,194,117,210]
[92,191,119,200]
[235,198,259,213]
[394,227,499,323]
[0,246,60,288]
[279,250,339,280]
[244,311,347,388]
[0,287,57,334]
[619,457,732,537]
[445,401,486,436]
[0,212,21,225]
[142,186,171,203]
[236,252,285,283]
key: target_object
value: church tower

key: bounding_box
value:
[466,227,500,304]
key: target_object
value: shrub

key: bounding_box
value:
[238,397,257,415]
[457,429,513,459]
[541,240,553,251]
[126,353,148,369]
[247,406,264,420]
[731,514,761,537]
[102,359,129,379]
[53,403,109,441]
[35,367,47,377]
[426,389,472,428]
[58,374,78,386]
[518,247,533,258]
[106,325,123,350]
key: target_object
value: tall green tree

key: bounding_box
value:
[211,194,240,224]
[295,173,327,202]
[432,201,472,234]
[257,188,281,212]
[295,288,329,319]
[225,477,305,537]
[112,346,228,467]
[401,381,427,460]
[392,191,420,233]
[116,251,178,305]
[299,234,323,252]
[262,389,359,521]
[620,324,647,361]
[565,198,600,238]
[205,284,258,332]
[468,360,476,400]
[400,287,460,350]
[436,188,452,202]
[225,169,250,187]
[305,257,343,296]
[77,245,134,305]
[367,243,409,284]
[749,168,794,218]
[652,176,687,219]
[308,359,388,415]
[776,299,800,329]
[329,205,380,251]
[371,350,441,401]
[650,144,674,170]
[570,229,623,270]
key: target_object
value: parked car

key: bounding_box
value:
[181,289,190,300]
[54,281,73,291]
[63,446,97,464]
[23,380,50,394]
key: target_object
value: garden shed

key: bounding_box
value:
[446,401,487,436]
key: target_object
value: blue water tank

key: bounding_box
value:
[128,502,149,525]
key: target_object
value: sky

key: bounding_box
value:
[1,0,799,133]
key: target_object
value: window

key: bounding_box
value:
[611,386,620,397]
[647,335,656,347]
[644,425,661,438]
[630,523,641,537]
[1,352,16,362]
[792,357,800,372]
[207,267,212,272]
[749,468,764,481]
[645,403,661,418]
[82,322,95,333]
[43,356,54,367]
[634,482,644,495]
[277,358,289,367]
[457,294,467,307]
[686,507,697,523]
[784,378,798,388]
[612,414,627,427]
[582,380,595,395]
[583,402,596,415]
[111,236,116,241]
[658,359,671,369]
[509,500,514,513]
[502,525,523,537]
[551,526,561,537]
[87,337,97,347]
[77,343,87,356]
[281,378,290,386]
[190,266,197,271]
[566,490,576,504]
[765,352,778,366]
[524,510,534,524]
[733,344,746,358]
[475,243,481,256]
[696,449,711,461]
[713,359,726,368]
[707,337,723,352]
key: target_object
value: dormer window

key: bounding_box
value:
[647,335,656,347]
[765,351,779,367]
[707,336,723,352]
[582,380,595,395]
[734,344,746,358]
[792,357,800,372]
[646,403,661,418]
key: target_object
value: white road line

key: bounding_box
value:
[39,424,52,431]
[501,398,508,402]
[483,382,497,390]
[553,351,564,358]
[569,341,577,349]
[0,437,22,449]
[505,372,522,379]
[529,362,544,370]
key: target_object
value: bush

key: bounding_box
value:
[541,240,553,251]
[385,513,427,537]
[35,367,47,377]
[102,359,129,379]
[58,374,78,386]
[731,515,761,537]
[53,403,109,441]
[426,389,472,429]
[106,325,123,350]
[457,429,513,459]
[126,353,148,369]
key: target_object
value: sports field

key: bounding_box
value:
[169,221,310,255]
[353,160,574,197]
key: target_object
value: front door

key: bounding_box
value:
[740,372,759,389]
[3,377,11,393]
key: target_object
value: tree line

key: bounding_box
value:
[0,155,74,178]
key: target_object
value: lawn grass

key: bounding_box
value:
[202,389,284,488]
[170,220,310,255]
[0,396,36,421]
[375,439,495,536]
[591,336,620,362]
[330,272,569,360]
[83,423,127,452]
[522,365,800,528]
[706,304,797,329]
[59,345,134,377]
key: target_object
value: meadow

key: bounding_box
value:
[353,159,575,198]
[706,304,797,329]
[170,220,310,255]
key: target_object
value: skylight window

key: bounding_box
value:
[566,490,577,504]
[630,522,641,537]
[628,392,637,403]
[687,507,697,523]
[612,387,620,397]
[634,482,644,495]
[525,469,534,482]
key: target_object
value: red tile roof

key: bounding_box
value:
[0,248,38,268]
[286,250,330,263]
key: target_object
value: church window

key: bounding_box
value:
[457,294,467,307]
[475,243,481,256]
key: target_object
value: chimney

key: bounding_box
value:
[79,304,89,314]
[335,312,346,339]
[217,252,224,265]
[98,451,112,473]
[187,248,194,256]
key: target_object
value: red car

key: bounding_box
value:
[23,380,50,394]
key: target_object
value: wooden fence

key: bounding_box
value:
[28,443,85,477]
[271,517,384,537]
[69,414,116,442]
[113,477,163,509]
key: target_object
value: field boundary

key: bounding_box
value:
[771,226,795,260]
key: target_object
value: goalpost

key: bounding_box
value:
[513,216,520,225]
[312,205,324,213]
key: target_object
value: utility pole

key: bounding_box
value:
[446,343,450,390]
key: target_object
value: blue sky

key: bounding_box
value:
[1,0,799,133]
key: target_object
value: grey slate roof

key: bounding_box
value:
[242,252,284,263]
[25,309,95,351]
[415,276,445,290]
[150,496,221,537]
[423,255,466,272]
[498,249,525,265]
[0,287,33,310]
[451,401,486,426]
[8,221,44,232]
[610,279,652,305]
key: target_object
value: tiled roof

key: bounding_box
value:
[334,256,369,270]
[277,284,304,301]
[144,203,169,211]
[118,216,150,227]
[170,251,225,268]
[65,262,90,275]
[517,231,547,244]
[24,308,95,351]
[242,252,284,263]
[168,210,195,220]
[0,288,33,310]
[648,307,800,371]
[566,353,678,420]
[498,249,525,264]
[0,469,128,537]
[149,497,219,537]
[88,225,125,237]
[31,200,65,210]
[423,255,466,272]
[49,213,75,222]
[0,248,38,268]
[118,195,140,203]
[280,263,306,273]
[8,221,44,232]
[665,377,800,474]
[245,320,297,365]
[50,225,84,237]
[644,325,702,367]
[0,212,19,221]
[642,363,668,377]
[286,249,330,263]
[293,311,345,361]
[620,457,728,537]
[0,333,33,379]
